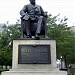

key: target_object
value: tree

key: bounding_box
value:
[47,14,75,67]
[0,23,21,69]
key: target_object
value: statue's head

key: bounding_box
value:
[29,0,36,5]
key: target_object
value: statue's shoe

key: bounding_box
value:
[27,35,32,38]
[35,34,40,40]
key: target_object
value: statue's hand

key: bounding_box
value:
[44,12,48,18]
[23,13,30,20]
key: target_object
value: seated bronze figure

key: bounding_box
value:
[20,0,48,39]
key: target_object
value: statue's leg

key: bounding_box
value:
[36,16,43,36]
[43,17,48,38]
[24,20,31,38]
[21,19,24,38]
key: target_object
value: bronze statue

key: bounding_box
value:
[20,0,48,39]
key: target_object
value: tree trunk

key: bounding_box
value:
[6,65,7,70]
[64,55,67,68]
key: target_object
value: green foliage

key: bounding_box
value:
[47,14,75,65]
[0,24,21,66]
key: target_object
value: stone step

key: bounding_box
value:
[1,70,67,75]
[10,68,59,72]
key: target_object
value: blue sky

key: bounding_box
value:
[0,0,74,26]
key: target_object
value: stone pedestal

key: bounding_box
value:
[1,39,67,75]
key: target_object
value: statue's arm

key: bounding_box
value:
[40,6,44,16]
[40,6,48,18]
[20,5,27,17]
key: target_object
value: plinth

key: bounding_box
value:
[1,39,67,75]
